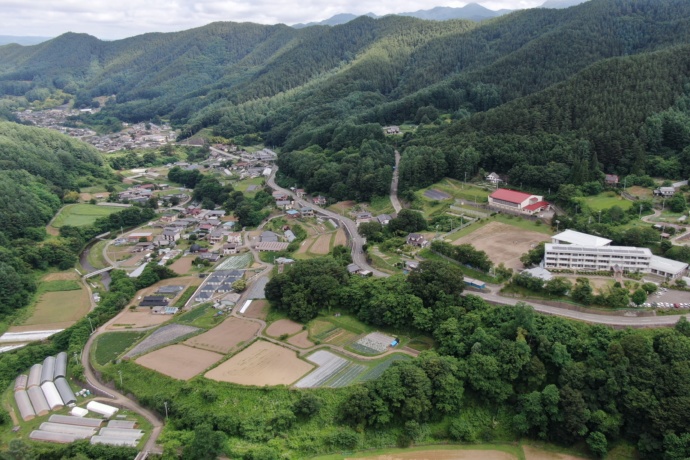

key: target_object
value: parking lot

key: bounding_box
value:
[638,286,690,309]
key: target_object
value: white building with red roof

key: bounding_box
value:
[488,189,550,215]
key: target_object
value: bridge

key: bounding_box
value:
[83,266,116,279]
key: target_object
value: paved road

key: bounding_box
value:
[390,151,402,214]
[266,169,388,277]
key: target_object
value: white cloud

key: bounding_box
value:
[0,0,545,40]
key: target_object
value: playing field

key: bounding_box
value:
[204,341,313,386]
[135,344,224,380]
[452,221,551,270]
[184,317,260,354]
[51,204,123,228]
[265,319,303,337]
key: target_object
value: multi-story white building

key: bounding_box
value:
[544,230,688,279]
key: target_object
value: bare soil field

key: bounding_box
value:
[452,221,550,270]
[523,446,587,460]
[334,228,347,246]
[204,341,313,386]
[266,319,303,337]
[170,256,195,275]
[348,450,516,460]
[287,331,314,348]
[106,309,171,330]
[184,317,260,354]
[121,252,148,268]
[42,272,80,281]
[628,186,653,198]
[297,237,316,254]
[243,299,269,320]
[310,233,332,255]
[136,344,223,380]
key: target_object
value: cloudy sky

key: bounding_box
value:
[1,0,547,40]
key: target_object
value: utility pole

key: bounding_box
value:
[87,317,94,334]
[118,370,123,387]
[639,204,643,220]
[164,401,169,419]
[598,210,602,224]
[555,220,560,233]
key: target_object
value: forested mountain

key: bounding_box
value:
[3,0,690,194]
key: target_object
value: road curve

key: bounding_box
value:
[266,168,388,277]
[390,151,402,214]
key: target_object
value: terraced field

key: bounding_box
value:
[123,324,201,359]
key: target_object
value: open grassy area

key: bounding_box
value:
[233,176,265,195]
[310,443,525,460]
[51,203,123,228]
[366,195,395,214]
[578,192,633,211]
[93,331,146,366]
[492,214,553,235]
[87,239,109,270]
[176,303,224,329]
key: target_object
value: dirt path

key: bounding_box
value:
[390,150,402,214]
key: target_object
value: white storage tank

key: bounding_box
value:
[14,390,35,421]
[27,386,50,416]
[27,364,42,388]
[54,378,77,405]
[54,352,68,380]
[86,401,118,418]
[41,356,56,384]
[40,381,64,410]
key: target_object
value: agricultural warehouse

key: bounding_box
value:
[488,189,550,215]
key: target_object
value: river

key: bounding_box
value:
[80,239,111,290]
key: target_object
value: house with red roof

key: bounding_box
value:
[488,189,550,215]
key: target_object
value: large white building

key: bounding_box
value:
[544,230,688,279]
[488,189,550,215]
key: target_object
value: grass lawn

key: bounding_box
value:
[493,214,553,235]
[11,277,90,330]
[366,195,395,214]
[87,240,109,270]
[578,192,633,211]
[419,248,500,284]
[93,331,146,366]
[234,176,265,195]
[51,204,123,228]
[176,303,225,329]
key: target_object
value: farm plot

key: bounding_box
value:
[243,299,269,320]
[424,189,451,200]
[287,331,314,348]
[266,319,303,337]
[184,317,260,354]
[10,285,90,332]
[334,228,347,246]
[351,332,395,355]
[135,344,223,380]
[123,324,201,359]
[169,256,195,275]
[205,341,313,386]
[51,204,122,228]
[310,320,360,347]
[310,234,333,255]
[214,253,253,271]
[294,350,349,388]
[106,309,171,330]
[452,221,550,270]
[358,354,411,382]
[94,331,145,366]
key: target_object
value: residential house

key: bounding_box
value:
[300,207,314,218]
[383,126,400,134]
[208,230,225,244]
[206,210,226,218]
[226,232,242,244]
[276,200,293,210]
[223,243,240,255]
[486,172,501,184]
[272,191,289,200]
[313,195,327,206]
[295,189,306,198]
[127,232,153,242]
[162,228,182,242]
[406,233,429,248]
[355,212,372,226]
[284,230,296,242]
[376,214,392,225]
[160,213,178,224]
[139,296,169,307]
[198,252,221,263]
[286,209,300,218]
[654,187,676,197]
[605,174,619,186]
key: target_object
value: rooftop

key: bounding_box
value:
[650,256,689,274]
[490,188,535,203]
[546,244,652,256]
[552,230,612,247]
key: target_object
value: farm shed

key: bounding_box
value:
[70,407,89,417]
[27,386,50,416]
[41,356,56,384]
[87,401,118,418]
[15,389,36,421]
[28,364,42,388]
[14,374,28,392]
[30,431,83,444]
[54,352,67,379]
[54,377,77,405]
[41,381,64,410]
[49,414,102,427]
[464,277,486,289]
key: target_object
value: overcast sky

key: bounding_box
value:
[1,1,547,40]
